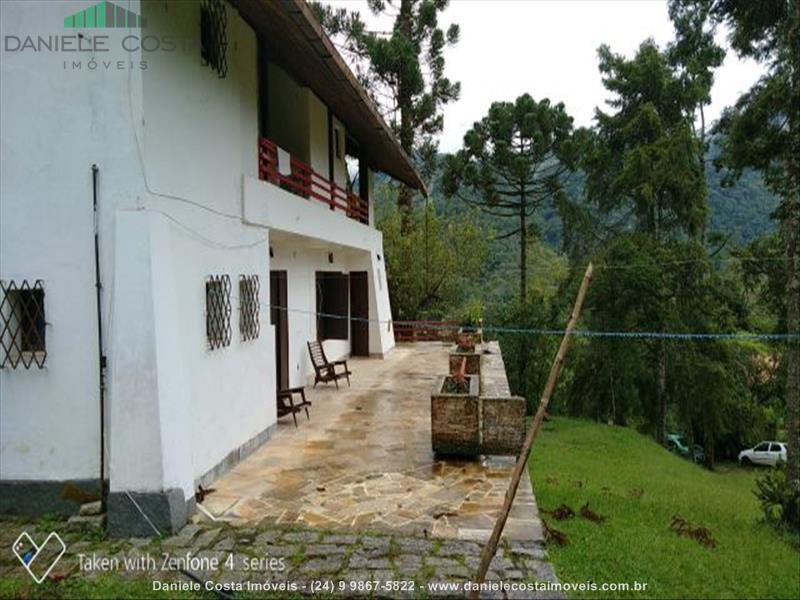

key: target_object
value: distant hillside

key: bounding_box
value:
[705,164,779,245]
[374,150,779,306]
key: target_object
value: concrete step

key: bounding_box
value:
[67,513,106,533]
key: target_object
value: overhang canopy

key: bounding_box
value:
[231,0,427,195]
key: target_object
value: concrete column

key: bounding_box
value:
[107,210,193,537]
[367,241,395,357]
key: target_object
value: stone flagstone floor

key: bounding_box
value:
[205,342,541,543]
[0,343,565,598]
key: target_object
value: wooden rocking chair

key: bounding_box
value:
[277,386,311,427]
[307,340,351,388]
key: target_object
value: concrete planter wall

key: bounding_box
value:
[431,375,481,456]
[432,342,526,458]
[448,348,482,377]
[481,396,526,454]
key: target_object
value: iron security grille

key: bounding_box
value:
[206,275,231,350]
[239,275,260,341]
[1,280,47,369]
[201,0,228,78]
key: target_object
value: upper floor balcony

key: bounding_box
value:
[258,137,368,225]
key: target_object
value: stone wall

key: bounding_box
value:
[448,351,481,376]
[480,342,526,455]
[431,342,526,457]
[431,375,480,456]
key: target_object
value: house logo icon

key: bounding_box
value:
[12,531,67,584]
[64,1,146,29]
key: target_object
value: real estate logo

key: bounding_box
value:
[64,1,146,29]
[12,531,67,584]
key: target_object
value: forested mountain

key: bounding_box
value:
[375,153,779,307]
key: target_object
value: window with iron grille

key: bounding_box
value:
[201,0,228,78]
[206,275,231,349]
[239,274,260,341]
[1,280,47,369]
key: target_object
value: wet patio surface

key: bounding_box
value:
[204,342,543,544]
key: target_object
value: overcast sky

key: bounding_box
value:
[325,0,766,152]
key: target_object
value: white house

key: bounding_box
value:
[0,0,425,536]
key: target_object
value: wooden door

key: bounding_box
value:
[270,271,289,391]
[350,271,369,356]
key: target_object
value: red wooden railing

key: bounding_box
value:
[258,137,369,224]
[394,320,458,343]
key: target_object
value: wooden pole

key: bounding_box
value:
[469,263,594,597]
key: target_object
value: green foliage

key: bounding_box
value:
[530,417,800,598]
[584,40,707,238]
[709,0,800,480]
[754,462,800,534]
[377,195,485,320]
[667,0,725,119]
[490,293,561,414]
[558,231,784,462]
[453,297,484,327]
[715,70,792,198]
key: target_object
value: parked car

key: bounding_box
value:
[666,433,705,464]
[738,441,787,466]
[691,444,706,465]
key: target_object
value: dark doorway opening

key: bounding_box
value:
[270,270,289,391]
[350,271,369,356]
[316,272,349,341]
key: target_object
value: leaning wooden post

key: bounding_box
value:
[470,263,593,597]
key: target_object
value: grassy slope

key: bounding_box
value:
[529,418,800,599]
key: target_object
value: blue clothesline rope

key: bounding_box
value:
[263,304,799,343]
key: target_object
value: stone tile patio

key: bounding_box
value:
[204,342,542,544]
[0,343,564,598]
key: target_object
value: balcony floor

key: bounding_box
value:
[203,342,543,543]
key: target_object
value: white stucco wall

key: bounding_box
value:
[308,91,328,179]
[0,0,147,482]
[331,116,347,189]
[266,62,309,161]
[1,0,394,505]
[245,174,395,372]
[270,244,349,388]
[132,0,274,491]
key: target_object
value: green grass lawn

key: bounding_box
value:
[529,417,800,599]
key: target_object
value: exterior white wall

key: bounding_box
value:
[268,66,347,190]
[133,0,274,491]
[331,116,347,189]
[266,62,309,161]
[1,0,394,510]
[0,0,147,482]
[245,174,396,369]
[308,91,328,178]
[270,245,347,387]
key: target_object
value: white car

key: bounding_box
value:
[738,441,787,466]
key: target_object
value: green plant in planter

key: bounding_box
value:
[442,375,470,394]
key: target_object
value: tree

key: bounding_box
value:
[667,0,725,159]
[582,40,708,443]
[440,94,579,303]
[709,0,799,481]
[378,197,485,320]
[312,0,461,225]
[565,233,760,467]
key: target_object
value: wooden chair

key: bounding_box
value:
[277,386,311,427]
[307,340,351,388]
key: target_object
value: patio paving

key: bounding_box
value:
[203,342,543,544]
